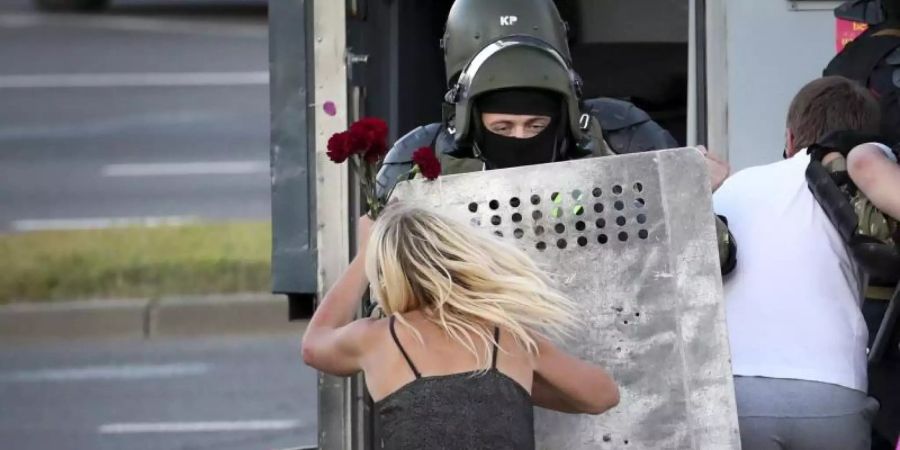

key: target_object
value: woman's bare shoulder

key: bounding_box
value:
[353,315,390,337]
[327,316,390,354]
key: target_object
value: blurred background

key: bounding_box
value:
[0,1,315,448]
[0,0,271,299]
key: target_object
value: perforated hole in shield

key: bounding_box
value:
[465,183,657,250]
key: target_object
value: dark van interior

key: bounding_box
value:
[349,0,689,146]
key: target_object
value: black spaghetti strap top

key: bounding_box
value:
[376,316,534,450]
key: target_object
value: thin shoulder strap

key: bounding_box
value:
[389,316,421,379]
[491,326,501,369]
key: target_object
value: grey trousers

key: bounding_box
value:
[735,376,880,450]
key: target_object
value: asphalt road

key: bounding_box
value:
[0,0,271,232]
[0,334,317,450]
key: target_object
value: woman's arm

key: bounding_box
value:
[847,143,900,220]
[301,216,377,376]
[530,336,620,415]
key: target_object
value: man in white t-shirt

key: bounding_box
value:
[713,76,882,450]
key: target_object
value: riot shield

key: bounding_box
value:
[393,148,741,449]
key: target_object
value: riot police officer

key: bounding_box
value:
[822,5,900,445]
[806,130,900,449]
[825,0,900,143]
[377,0,736,273]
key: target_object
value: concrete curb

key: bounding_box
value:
[149,293,298,338]
[0,293,302,343]
[0,299,148,342]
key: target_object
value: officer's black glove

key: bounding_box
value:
[808,130,891,161]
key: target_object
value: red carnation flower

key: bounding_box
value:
[344,128,369,154]
[326,131,352,163]
[325,116,393,219]
[351,117,388,145]
[350,117,389,162]
[360,137,387,164]
[412,146,441,180]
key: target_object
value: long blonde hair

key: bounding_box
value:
[365,203,577,369]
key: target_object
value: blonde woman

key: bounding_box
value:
[302,204,619,450]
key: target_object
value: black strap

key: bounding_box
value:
[491,327,501,369]
[389,316,421,379]
[806,130,891,162]
[825,36,900,83]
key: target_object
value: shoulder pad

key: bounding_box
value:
[582,97,652,131]
[383,123,444,164]
[886,46,900,65]
[808,130,890,161]
[434,127,459,157]
[583,98,677,153]
[377,123,459,199]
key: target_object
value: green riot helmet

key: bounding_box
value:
[445,36,593,156]
[442,0,572,84]
[834,0,886,24]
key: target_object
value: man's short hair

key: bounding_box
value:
[786,76,881,152]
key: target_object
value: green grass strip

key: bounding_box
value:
[0,222,271,304]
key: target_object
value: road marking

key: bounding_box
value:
[12,216,199,232]
[0,363,210,383]
[0,72,269,89]
[98,420,302,434]
[0,111,236,141]
[103,160,269,177]
[0,13,267,38]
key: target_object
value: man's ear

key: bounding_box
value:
[785,129,796,158]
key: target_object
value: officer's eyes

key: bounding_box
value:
[487,120,547,137]
[528,121,549,131]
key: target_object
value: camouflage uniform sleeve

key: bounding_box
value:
[583,98,678,155]
[825,156,899,246]
[715,215,737,275]
[855,194,899,245]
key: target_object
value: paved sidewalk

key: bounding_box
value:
[0,293,303,342]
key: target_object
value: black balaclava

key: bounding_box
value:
[473,88,564,169]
